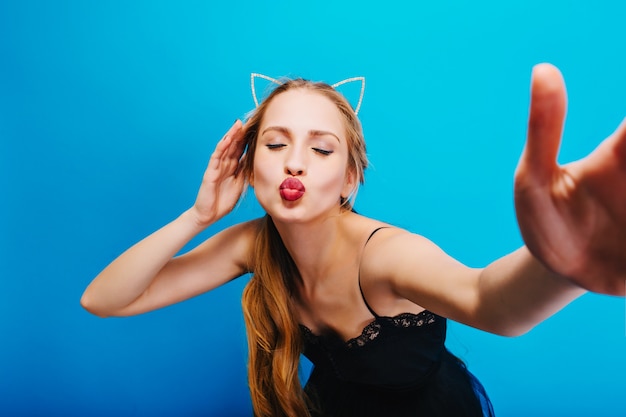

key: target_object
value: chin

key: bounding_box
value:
[267,206,310,224]
[257,192,342,223]
[275,206,344,227]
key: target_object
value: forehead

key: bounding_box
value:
[260,88,345,135]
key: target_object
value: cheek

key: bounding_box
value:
[251,154,271,185]
[315,164,349,195]
[250,155,264,179]
[251,165,271,210]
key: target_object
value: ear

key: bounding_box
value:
[251,73,282,107]
[331,77,365,115]
[341,168,357,200]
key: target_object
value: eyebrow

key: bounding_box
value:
[261,126,341,143]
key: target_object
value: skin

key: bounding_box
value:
[252,89,356,226]
[81,64,625,342]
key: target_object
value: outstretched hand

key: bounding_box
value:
[191,120,248,226]
[515,63,626,295]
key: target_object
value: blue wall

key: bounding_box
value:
[1,1,624,416]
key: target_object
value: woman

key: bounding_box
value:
[81,63,626,417]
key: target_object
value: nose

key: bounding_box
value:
[284,146,307,176]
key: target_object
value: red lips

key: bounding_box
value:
[279,178,305,201]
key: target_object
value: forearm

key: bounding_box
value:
[81,208,209,316]
[475,246,586,336]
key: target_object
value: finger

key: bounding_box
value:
[225,120,247,160]
[220,125,251,181]
[223,119,242,141]
[222,120,250,179]
[219,120,243,149]
[221,125,247,177]
[580,117,626,180]
[208,120,243,170]
[520,63,568,183]
[611,117,626,163]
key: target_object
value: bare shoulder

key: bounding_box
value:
[359,227,472,307]
[360,227,439,280]
[357,222,483,322]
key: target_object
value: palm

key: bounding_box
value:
[193,120,248,225]
[515,64,626,295]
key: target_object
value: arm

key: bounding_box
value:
[363,231,583,337]
[80,215,257,317]
[81,120,252,317]
[363,64,625,336]
[472,246,585,335]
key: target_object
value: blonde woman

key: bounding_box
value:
[81,63,626,417]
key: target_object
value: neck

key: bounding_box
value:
[272,210,354,283]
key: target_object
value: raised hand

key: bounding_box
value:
[191,120,248,226]
[515,63,626,296]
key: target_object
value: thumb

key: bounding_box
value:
[518,63,567,184]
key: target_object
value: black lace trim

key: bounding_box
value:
[300,310,437,349]
[389,311,437,329]
[345,321,383,348]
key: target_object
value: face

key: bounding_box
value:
[252,88,355,224]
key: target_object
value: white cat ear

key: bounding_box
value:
[251,73,282,107]
[331,76,365,115]
[250,73,366,115]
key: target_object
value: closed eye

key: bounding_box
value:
[313,148,333,156]
[266,144,286,150]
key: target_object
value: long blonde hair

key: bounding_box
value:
[240,79,368,417]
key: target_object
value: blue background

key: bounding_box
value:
[1,1,625,416]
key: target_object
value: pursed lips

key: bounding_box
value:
[279,178,305,201]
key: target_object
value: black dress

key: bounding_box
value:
[300,230,495,416]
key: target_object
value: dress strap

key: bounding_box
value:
[358,227,389,319]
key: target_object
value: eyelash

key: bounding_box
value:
[313,148,333,156]
[266,144,285,150]
[265,144,333,156]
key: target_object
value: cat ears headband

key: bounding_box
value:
[250,73,366,115]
